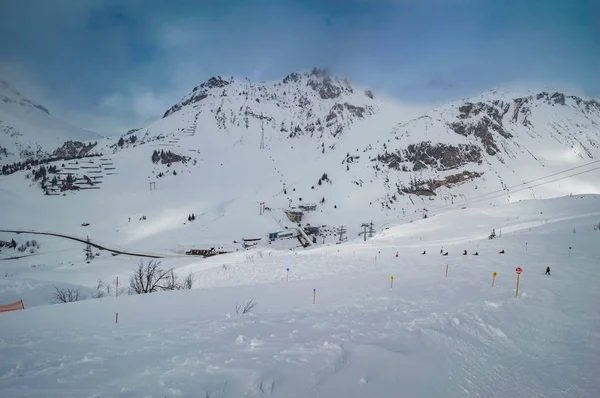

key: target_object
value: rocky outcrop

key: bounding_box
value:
[376,141,482,172]
[448,101,513,156]
[163,76,232,118]
[160,68,376,141]
[399,170,483,196]
[52,141,98,160]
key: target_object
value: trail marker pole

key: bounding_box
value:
[116,276,119,297]
[286,268,289,282]
[390,275,394,290]
[492,271,497,287]
[116,312,119,324]
[446,264,449,278]
[313,289,316,304]
[515,267,522,297]
[526,242,528,252]
[569,246,571,258]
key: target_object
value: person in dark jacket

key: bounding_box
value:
[545,266,550,275]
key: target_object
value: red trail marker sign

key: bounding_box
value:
[515,267,523,297]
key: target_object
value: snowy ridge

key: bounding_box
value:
[0,80,101,164]
[1,69,600,255]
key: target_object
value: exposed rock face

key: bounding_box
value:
[398,170,483,196]
[448,101,513,156]
[446,92,600,157]
[161,68,377,140]
[376,141,482,172]
[52,141,97,159]
[163,76,232,118]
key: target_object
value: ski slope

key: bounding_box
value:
[1,195,599,397]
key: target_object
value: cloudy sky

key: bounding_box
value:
[0,0,598,134]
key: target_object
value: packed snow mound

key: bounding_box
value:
[0,79,101,164]
[1,195,599,397]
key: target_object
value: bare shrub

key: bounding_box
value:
[236,299,257,315]
[594,222,600,231]
[92,279,107,299]
[92,278,124,299]
[128,261,193,293]
[162,268,180,291]
[52,286,85,303]
[129,260,173,294]
[181,271,195,290]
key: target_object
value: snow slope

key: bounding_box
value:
[1,195,599,397]
[2,70,600,256]
[0,79,101,163]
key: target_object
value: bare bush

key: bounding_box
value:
[181,271,195,290]
[236,299,257,315]
[93,278,126,299]
[52,286,85,303]
[160,269,195,290]
[129,260,173,294]
[594,222,600,231]
[92,279,107,299]
[162,268,179,291]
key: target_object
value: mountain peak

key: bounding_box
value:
[0,79,50,115]
[162,68,365,119]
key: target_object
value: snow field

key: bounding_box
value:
[1,196,599,397]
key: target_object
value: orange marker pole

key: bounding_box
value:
[115,312,119,324]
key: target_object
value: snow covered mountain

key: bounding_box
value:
[3,70,600,398]
[0,79,101,164]
[1,69,599,254]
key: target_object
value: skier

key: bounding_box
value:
[421,250,426,255]
[395,251,399,258]
[462,250,467,255]
[545,266,551,275]
[472,251,479,256]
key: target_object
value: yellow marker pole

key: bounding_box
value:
[390,275,394,290]
[313,288,316,304]
[515,274,520,297]
[492,272,497,287]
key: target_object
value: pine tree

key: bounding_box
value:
[151,150,160,163]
